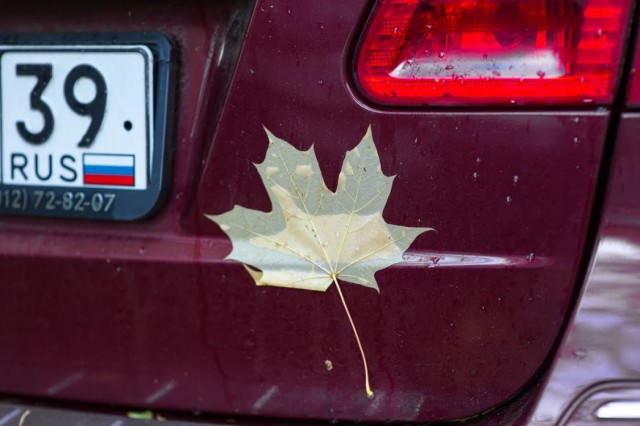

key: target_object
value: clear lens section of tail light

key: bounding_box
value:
[354,0,632,106]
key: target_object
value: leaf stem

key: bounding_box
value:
[332,274,374,399]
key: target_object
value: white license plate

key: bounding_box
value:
[0,34,173,220]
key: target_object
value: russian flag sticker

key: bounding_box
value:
[83,154,135,186]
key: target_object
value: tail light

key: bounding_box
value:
[628,29,640,107]
[354,0,632,106]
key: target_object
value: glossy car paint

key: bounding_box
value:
[0,0,630,423]
[526,114,640,425]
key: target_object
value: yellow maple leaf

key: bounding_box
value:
[206,127,433,397]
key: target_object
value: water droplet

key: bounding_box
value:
[482,53,488,60]
[475,156,482,164]
[497,296,503,302]
[505,196,513,205]
[527,253,535,263]
[513,175,519,185]
[596,28,603,38]
[480,304,487,312]
[573,136,580,144]
[116,266,122,273]
[414,137,419,146]
[324,360,333,371]
[445,64,454,70]
[287,8,291,14]
[393,27,398,34]
[510,99,516,104]
[472,171,479,181]
[250,69,255,75]
[139,247,146,255]
[572,117,580,123]
[319,24,324,30]
[430,256,440,265]
[438,51,445,58]
[106,258,111,264]
[537,70,546,79]
[318,79,323,86]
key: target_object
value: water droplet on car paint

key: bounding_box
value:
[318,79,323,86]
[537,70,545,79]
[572,117,580,123]
[139,247,146,255]
[116,266,122,273]
[482,53,488,60]
[527,253,535,263]
[445,65,454,70]
[475,157,482,164]
[324,360,333,371]
[513,175,519,185]
[596,28,603,38]
[480,304,487,312]
[430,256,440,265]
[472,171,479,181]
[438,51,446,58]
[497,296,503,302]
[505,196,513,205]
[573,136,580,144]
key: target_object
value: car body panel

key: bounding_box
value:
[0,0,634,423]
[526,113,640,425]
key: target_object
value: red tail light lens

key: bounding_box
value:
[628,29,640,107]
[354,0,632,106]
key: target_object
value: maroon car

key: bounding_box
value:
[0,0,639,424]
